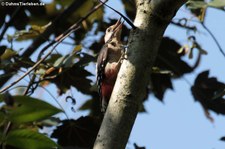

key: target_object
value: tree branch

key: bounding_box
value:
[93,0,187,148]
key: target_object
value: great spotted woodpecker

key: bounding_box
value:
[96,19,124,112]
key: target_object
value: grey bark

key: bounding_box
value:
[93,0,187,148]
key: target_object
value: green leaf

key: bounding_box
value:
[73,1,102,23]
[45,54,62,64]
[30,22,51,34]
[11,22,51,41]
[152,67,173,75]
[196,43,208,55]
[0,112,6,127]
[0,48,17,61]
[186,1,207,9]
[8,96,62,123]
[187,0,225,9]
[79,99,92,110]
[186,0,207,22]
[7,34,13,42]
[63,54,75,68]
[6,129,59,149]
[39,117,61,127]
[55,0,73,7]
[53,53,75,68]
[73,44,82,52]
[53,55,68,67]
[35,68,46,75]
[189,47,194,59]
[208,0,225,8]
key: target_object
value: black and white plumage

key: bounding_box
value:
[96,19,124,112]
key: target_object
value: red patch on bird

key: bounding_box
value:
[101,82,114,101]
[104,63,119,79]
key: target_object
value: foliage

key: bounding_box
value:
[191,71,225,120]
[51,116,101,148]
[0,0,225,148]
[5,129,59,149]
[0,94,61,148]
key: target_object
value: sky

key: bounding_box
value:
[126,4,225,149]
[1,0,225,149]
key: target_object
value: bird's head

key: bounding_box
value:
[104,18,123,43]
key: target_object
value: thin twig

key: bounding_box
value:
[157,55,192,86]
[24,0,108,95]
[0,2,107,147]
[173,18,225,58]
[0,29,75,144]
[171,20,197,31]
[201,22,225,58]
[22,0,87,58]
[0,27,80,94]
[0,0,108,88]
[7,85,69,118]
[23,73,37,95]
[39,86,69,119]
[0,0,26,43]
[0,121,11,148]
[99,0,136,29]
[25,0,109,94]
[0,0,107,93]
[44,0,108,54]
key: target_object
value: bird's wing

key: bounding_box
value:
[96,45,109,95]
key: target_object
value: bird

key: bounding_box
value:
[96,19,124,113]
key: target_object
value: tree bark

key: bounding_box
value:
[93,0,187,148]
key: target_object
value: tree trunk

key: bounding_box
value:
[93,0,187,148]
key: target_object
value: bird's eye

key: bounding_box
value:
[111,42,116,47]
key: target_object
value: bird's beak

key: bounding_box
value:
[104,18,123,43]
[113,18,123,33]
